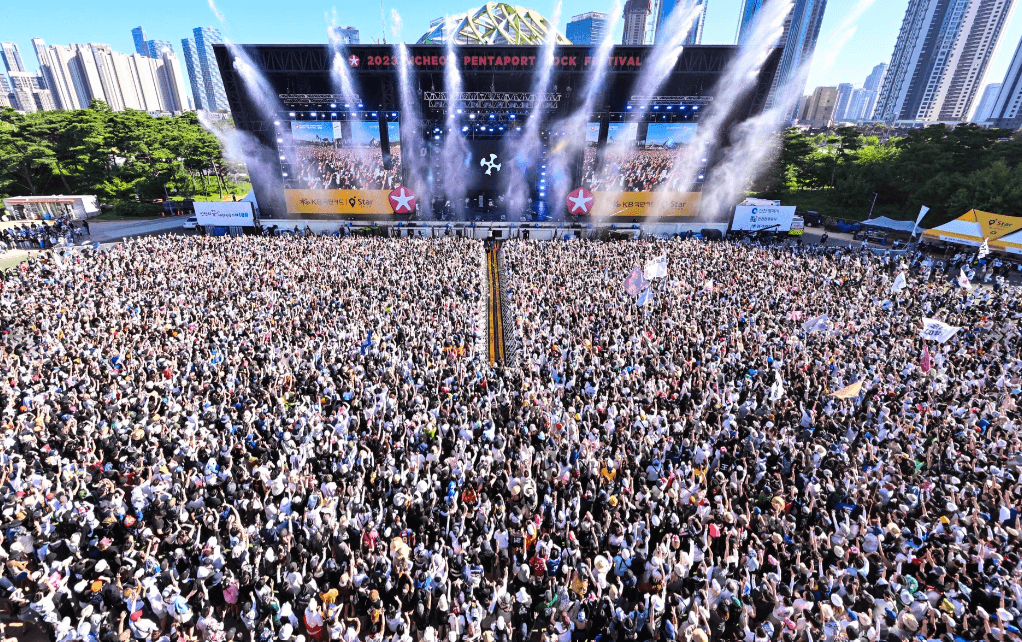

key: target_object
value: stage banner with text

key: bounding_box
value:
[593,191,701,218]
[284,189,395,215]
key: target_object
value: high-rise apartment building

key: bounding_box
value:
[132,27,149,57]
[736,0,764,45]
[11,39,192,114]
[833,83,854,121]
[774,0,827,110]
[32,38,65,110]
[739,0,828,110]
[800,85,839,126]
[329,26,361,44]
[655,0,707,45]
[156,48,192,112]
[0,76,11,108]
[48,45,89,109]
[193,27,230,111]
[874,0,1014,123]
[971,82,1001,122]
[147,40,173,57]
[8,71,54,112]
[986,37,1022,128]
[863,62,886,91]
[623,0,652,44]
[1,43,27,73]
[566,12,609,44]
[841,87,873,121]
[180,38,206,111]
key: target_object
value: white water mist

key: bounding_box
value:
[392,12,426,202]
[441,19,470,219]
[544,1,622,221]
[207,0,288,210]
[328,10,361,103]
[698,63,810,221]
[505,2,563,215]
[658,0,793,216]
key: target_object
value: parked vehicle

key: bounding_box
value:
[183,217,199,229]
[826,219,863,234]
[163,199,196,215]
[803,211,823,227]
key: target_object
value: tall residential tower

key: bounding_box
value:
[622,0,652,44]
[873,0,1014,123]
[738,0,829,110]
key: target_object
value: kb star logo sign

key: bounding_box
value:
[388,186,417,214]
[348,54,360,67]
[566,187,594,215]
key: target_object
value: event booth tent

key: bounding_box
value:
[862,216,921,233]
[921,209,1022,256]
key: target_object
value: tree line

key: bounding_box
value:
[763,124,1022,227]
[0,101,246,214]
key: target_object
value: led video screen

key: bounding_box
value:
[580,121,701,218]
[283,120,403,216]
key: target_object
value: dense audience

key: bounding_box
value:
[1,218,84,251]
[0,233,1020,642]
[583,149,697,193]
[291,146,404,191]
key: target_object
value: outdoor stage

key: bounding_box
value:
[214,43,781,224]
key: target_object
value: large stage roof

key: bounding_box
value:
[214,43,781,220]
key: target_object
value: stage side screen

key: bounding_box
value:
[283,120,403,216]
[581,121,701,218]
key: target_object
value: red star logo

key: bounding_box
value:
[566,187,594,215]
[349,54,360,67]
[388,186,417,214]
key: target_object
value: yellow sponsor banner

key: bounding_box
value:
[593,191,700,218]
[975,210,1022,240]
[284,189,393,215]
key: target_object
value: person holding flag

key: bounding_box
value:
[891,271,907,294]
[957,268,972,290]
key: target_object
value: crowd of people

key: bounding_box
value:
[290,146,404,192]
[0,218,86,251]
[0,232,1020,642]
[582,149,696,193]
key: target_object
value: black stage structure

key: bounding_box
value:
[214,44,782,222]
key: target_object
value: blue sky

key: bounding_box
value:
[2,0,1022,100]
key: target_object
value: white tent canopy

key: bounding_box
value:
[862,216,921,233]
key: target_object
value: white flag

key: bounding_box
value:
[891,271,907,293]
[957,268,972,290]
[920,317,962,343]
[978,238,990,259]
[703,279,714,292]
[769,371,785,401]
[643,254,668,279]
[911,205,930,237]
[802,313,829,333]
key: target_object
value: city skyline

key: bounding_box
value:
[2,0,1022,114]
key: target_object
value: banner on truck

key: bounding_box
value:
[194,202,255,227]
[732,205,796,232]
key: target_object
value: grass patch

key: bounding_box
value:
[0,251,31,272]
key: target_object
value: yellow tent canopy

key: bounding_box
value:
[921,209,1022,256]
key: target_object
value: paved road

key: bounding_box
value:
[87,217,188,243]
